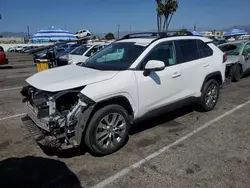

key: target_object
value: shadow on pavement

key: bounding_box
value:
[0,156,83,188]
[40,144,87,159]
[0,65,13,69]
[130,105,194,135]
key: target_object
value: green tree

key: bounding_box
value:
[105,32,115,40]
[155,0,179,32]
[178,28,188,35]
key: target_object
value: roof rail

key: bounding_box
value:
[119,31,193,40]
[121,32,168,39]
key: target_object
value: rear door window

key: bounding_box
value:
[175,40,199,63]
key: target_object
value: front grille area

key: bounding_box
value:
[21,116,46,145]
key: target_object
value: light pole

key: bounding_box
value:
[194,24,197,31]
[117,24,120,39]
[27,26,30,39]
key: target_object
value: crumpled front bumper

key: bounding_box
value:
[21,116,58,147]
[21,86,96,150]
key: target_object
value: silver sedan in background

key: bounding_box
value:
[219,40,250,82]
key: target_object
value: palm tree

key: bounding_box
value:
[156,0,164,32]
[155,0,179,33]
[156,6,164,32]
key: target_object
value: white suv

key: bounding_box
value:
[21,32,226,156]
[75,29,91,39]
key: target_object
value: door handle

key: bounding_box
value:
[203,63,209,67]
[172,72,181,78]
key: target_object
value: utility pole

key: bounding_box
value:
[194,24,197,31]
[117,24,120,39]
[130,25,132,33]
[27,26,30,39]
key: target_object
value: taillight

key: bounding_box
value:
[223,53,227,63]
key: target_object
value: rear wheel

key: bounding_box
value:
[230,64,242,82]
[84,105,131,156]
[197,79,220,112]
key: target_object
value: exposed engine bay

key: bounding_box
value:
[20,85,94,149]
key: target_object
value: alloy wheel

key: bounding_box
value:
[95,113,127,149]
[205,84,218,108]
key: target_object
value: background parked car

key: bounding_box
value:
[15,46,24,53]
[68,43,110,64]
[213,38,227,46]
[20,46,30,53]
[75,29,91,39]
[7,47,16,52]
[218,40,250,81]
[0,46,8,66]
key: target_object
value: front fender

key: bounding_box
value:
[80,71,139,118]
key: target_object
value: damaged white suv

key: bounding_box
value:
[21,32,226,156]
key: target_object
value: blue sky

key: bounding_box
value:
[0,0,250,34]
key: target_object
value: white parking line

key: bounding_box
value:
[0,87,22,92]
[0,113,26,121]
[6,74,32,79]
[91,100,250,188]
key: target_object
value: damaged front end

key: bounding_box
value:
[21,85,94,149]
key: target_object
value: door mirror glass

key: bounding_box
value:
[145,60,165,71]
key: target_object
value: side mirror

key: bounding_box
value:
[145,60,165,71]
[143,60,165,76]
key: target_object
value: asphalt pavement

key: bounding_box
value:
[0,53,250,188]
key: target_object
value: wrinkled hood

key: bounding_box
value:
[26,65,118,92]
[225,55,241,65]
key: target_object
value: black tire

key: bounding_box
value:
[84,104,131,156]
[197,79,220,112]
[230,64,242,82]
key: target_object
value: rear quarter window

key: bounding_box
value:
[197,40,213,58]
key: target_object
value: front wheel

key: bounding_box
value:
[84,105,131,156]
[197,79,220,112]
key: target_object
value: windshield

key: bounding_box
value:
[70,45,91,55]
[219,43,244,56]
[82,42,146,70]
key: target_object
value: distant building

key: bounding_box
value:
[0,37,25,44]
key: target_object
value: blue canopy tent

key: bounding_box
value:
[191,31,206,37]
[31,26,78,43]
[224,29,248,37]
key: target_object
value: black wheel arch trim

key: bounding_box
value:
[201,71,223,92]
[75,95,134,145]
[92,95,134,119]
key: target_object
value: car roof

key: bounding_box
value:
[219,40,249,46]
[116,38,155,44]
[116,36,212,46]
